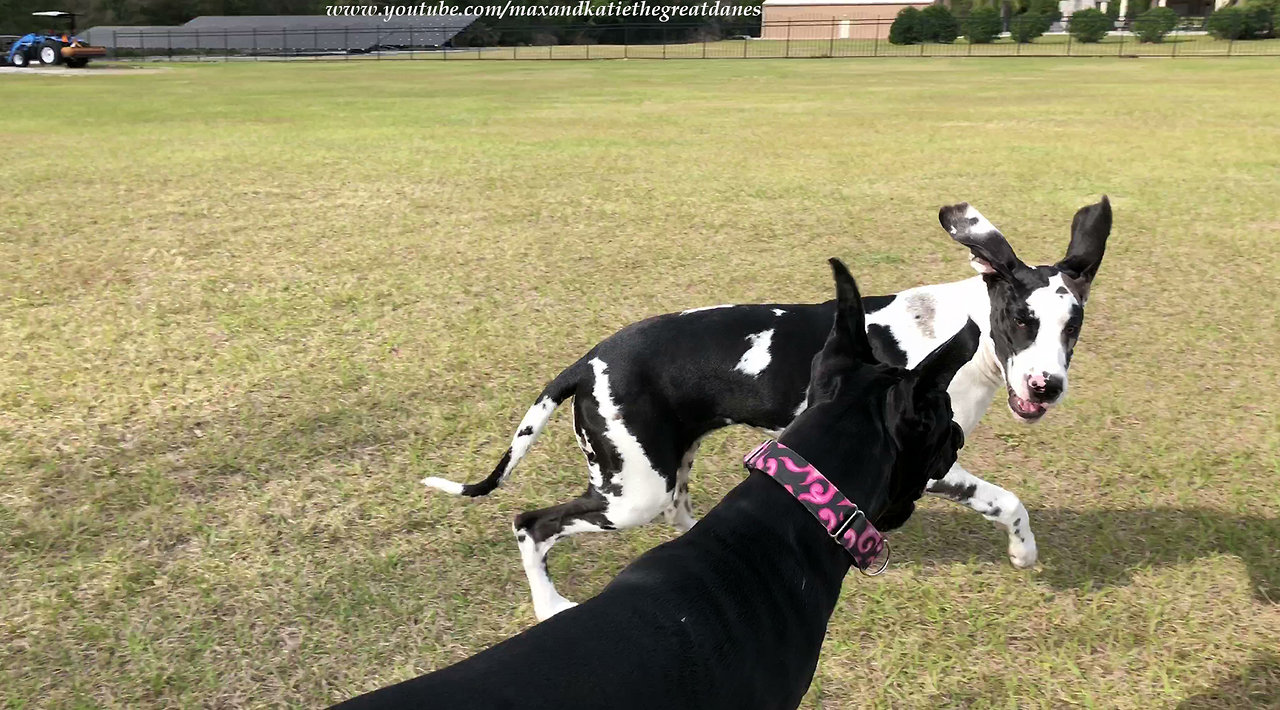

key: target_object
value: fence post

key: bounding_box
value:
[167,29,172,61]
[828,17,835,57]
[377,27,381,59]
[1118,20,1125,56]
[785,21,791,57]
[703,36,708,59]
[663,26,668,59]
[1066,26,1072,56]
[112,29,117,61]
[1170,25,1177,57]
[873,25,879,56]
[744,28,749,57]
[140,31,145,61]
[253,27,257,60]
[283,27,288,58]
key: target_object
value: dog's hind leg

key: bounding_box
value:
[512,361,682,621]
[662,438,702,533]
[926,462,1038,568]
[513,491,613,622]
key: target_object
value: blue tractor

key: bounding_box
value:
[8,11,106,68]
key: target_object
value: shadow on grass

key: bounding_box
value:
[902,507,1280,603]
[1176,654,1280,708]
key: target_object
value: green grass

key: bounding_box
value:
[1,58,1278,708]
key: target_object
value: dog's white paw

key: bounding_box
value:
[1009,535,1038,569]
[534,598,579,622]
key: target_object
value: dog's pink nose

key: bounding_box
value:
[1026,373,1047,390]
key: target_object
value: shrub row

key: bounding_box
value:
[1208,0,1279,39]
[892,3,1275,46]
[890,1,1080,45]
[889,5,961,44]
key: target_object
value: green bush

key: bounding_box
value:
[1104,0,1120,21]
[1069,8,1113,42]
[1207,5,1251,38]
[889,6,926,44]
[1125,0,1152,20]
[1265,0,1280,33]
[1010,11,1048,42]
[963,6,1004,42]
[1133,6,1178,42]
[921,4,961,42]
[1243,0,1278,37]
[1028,0,1063,25]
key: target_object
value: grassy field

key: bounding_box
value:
[1,58,1278,708]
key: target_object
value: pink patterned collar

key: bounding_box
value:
[743,440,889,574]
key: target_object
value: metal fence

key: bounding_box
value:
[89,17,1280,62]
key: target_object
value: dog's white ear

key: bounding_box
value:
[1057,196,1111,303]
[939,203,1027,280]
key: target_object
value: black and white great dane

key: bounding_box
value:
[336,262,974,710]
[425,198,1112,621]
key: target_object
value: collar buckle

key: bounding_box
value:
[831,507,864,541]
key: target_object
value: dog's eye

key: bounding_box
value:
[1015,318,1028,329]
[1064,324,1079,337]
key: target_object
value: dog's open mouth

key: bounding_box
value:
[1007,391,1047,421]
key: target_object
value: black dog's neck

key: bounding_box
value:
[714,445,891,604]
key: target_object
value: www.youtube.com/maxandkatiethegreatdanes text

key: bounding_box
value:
[326,2,762,22]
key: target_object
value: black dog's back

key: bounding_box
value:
[334,480,842,710]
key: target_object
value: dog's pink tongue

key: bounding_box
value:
[1014,396,1043,414]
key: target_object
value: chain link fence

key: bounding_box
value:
[87,17,1280,61]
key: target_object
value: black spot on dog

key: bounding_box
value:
[518,426,534,436]
[927,480,978,501]
[861,294,897,315]
[867,324,908,367]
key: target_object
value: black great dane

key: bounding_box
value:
[425,199,1111,620]
[337,261,976,710]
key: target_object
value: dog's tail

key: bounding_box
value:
[422,355,589,498]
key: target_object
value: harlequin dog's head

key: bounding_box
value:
[938,198,1112,422]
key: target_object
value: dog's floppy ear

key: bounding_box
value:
[938,203,1027,280]
[821,258,877,365]
[1056,196,1111,303]
[912,318,980,396]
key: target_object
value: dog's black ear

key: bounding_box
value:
[1056,196,1111,303]
[912,318,980,396]
[938,203,1027,280]
[822,258,876,365]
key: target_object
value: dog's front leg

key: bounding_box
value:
[926,463,1038,568]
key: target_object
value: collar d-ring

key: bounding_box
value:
[859,539,891,577]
